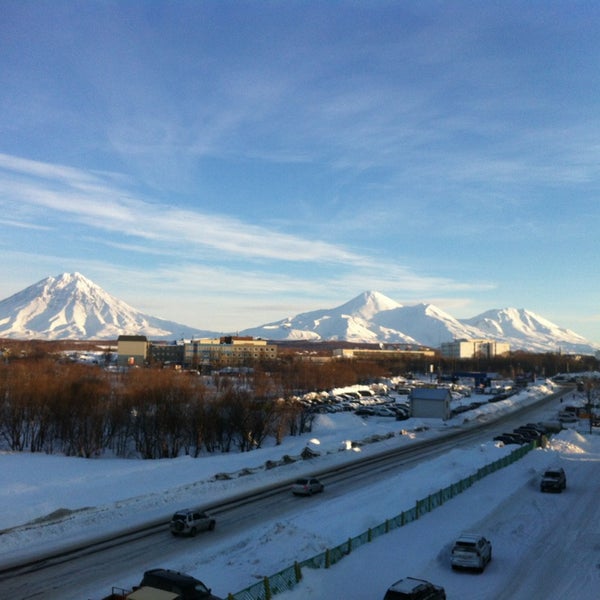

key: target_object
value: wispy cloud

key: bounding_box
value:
[0,154,364,264]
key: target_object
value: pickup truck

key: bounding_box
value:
[540,468,566,492]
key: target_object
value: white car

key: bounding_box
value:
[451,533,492,572]
[170,509,216,536]
[291,477,324,496]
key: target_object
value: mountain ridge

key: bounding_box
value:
[0,274,597,354]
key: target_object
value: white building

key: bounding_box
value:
[440,338,510,359]
[409,387,452,420]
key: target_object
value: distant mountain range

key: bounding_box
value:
[0,273,597,354]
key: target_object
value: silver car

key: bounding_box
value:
[451,533,492,572]
[291,477,324,496]
[170,509,216,536]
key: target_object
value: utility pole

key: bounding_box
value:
[586,380,593,435]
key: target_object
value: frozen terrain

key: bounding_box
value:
[0,380,598,599]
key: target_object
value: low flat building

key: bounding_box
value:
[333,346,435,360]
[409,387,452,420]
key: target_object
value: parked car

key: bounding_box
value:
[383,576,446,600]
[170,509,216,537]
[513,427,541,442]
[540,467,567,493]
[558,411,578,423]
[291,477,324,496]
[139,569,222,600]
[493,433,525,445]
[450,533,492,572]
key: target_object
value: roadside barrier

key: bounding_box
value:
[227,440,536,600]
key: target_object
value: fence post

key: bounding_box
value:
[263,576,271,600]
[325,548,331,568]
[294,561,302,583]
[347,537,352,554]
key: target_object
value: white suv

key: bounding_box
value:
[451,533,492,572]
[170,509,216,537]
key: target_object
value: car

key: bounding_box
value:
[540,467,567,492]
[558,411,578,423]
[170,509,216,537]
[383,576,446,600]
[493,433,525,445]
[513,427,541,442]
[291,477,324,496]
[524,423,548,434]
[450,533,492,572]
[139,569,222,600]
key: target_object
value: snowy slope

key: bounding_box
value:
[243,291,598,353]
[372,302,483,347]
[0,273,215,340]
[0,381,597,600]
[461,307,595,354]
[242,291,414,343]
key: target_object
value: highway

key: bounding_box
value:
[0,387,570,599]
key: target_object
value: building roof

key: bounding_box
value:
[409,387,451,400]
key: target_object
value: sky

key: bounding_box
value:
[2,2,600,342]
[1,377,597,599]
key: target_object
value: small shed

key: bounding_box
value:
[409,387,452,420]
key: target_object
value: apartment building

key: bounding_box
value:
[440,338,510,359]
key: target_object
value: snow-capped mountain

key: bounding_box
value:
[242,292,480,346]
[243,291,599,354]
[0,273,213,340]
[0,275,597,353]
[461,308,595,354]
[241,291,412,343]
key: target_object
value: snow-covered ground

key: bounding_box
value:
[1,380,598,599]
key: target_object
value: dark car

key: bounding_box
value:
[383,576,446,600]
[493,433,525,445]
[513,427,542,442]
[540,468,567,493]
[139,569,222,600]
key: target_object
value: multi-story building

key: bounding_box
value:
[440,338,510,359]
[117,335,276,370]
[183,336,277,369]
[148,340,185,367]
[116,335,148,367]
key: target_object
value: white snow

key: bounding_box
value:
[0,380,598,600]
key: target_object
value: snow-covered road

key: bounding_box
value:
[1,380,598,599]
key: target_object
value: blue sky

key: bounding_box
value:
[2,1,600,343]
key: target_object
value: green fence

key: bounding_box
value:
[227,440,536,600]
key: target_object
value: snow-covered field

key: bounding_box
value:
[1,380,598,599]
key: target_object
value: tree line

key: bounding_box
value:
[1,341,595,459]
[0,348,387,459]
